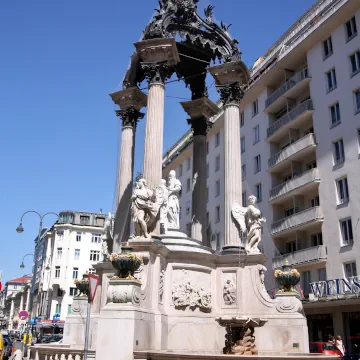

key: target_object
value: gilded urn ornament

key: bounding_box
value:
[274,261,300,293]
[110,247,143,279]
[74,273,90,297]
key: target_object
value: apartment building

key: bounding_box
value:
[163,0,360,351]
[34,210,105,326]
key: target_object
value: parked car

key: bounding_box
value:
[310,342,343,356]
[40,335,63,344]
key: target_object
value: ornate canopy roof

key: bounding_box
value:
[123,0,244,99]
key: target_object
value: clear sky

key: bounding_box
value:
[0,0,316,284]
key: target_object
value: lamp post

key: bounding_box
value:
[20,254,34,270]
[16,210,59,355]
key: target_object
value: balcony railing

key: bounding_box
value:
[31,345,95,360]
[269,168,320,201]
[268,133,316,169]
[265,68,310,108]
[271,206,324,235]
[267,99,314,138]
[272,245,327,269]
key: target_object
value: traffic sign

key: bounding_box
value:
[88,274,99,302]
[18,310,29,321]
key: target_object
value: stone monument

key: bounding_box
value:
[62,1,322,360]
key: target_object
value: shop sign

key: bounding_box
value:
[310,276,360,298]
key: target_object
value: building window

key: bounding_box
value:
[206,163,209,178]
[216,233,221,250]
[55,266,60,278]
[215,206,220,223]
[186,178,191,192]
[57,232,64,241]
[215,180,220,197]
[80,215,90,225]
[68,304,72,314]
[206,142,209,154]
[253,125,260,144]
[179,164,183,177]
[206,187,209,203]
[340,218,353,246]
[323,37,333,59]
[242,191,247,207]
[326,68,337,92]
[55,303,61,314]
[330,102,341,127]
[215,132,220,147]
[358,129,360,152]
[310,196,320,208]
[91,233,101,243]
[74,249,80,260]
[252,99,259,117]
[286,241,297,253]
[185,200,191,215]
[241,164,246,181]
[76,232,82,242]
[215,155,220,172]
[88,268,96,274]
[186,223,191,237]
[56,248,62,259]
[311,233,323,246]
[72,267,79,279]
[336,177,349,204]
[206,212,209,226]
[69,287,77,296]
[318,268,327,282]
[241,137,245,153]
[240,111,244,127]
[350,50,360,76]
[333,139,345,164]
[187,158,191,171]
[285,208,294,217]
[255,183,262,202]
[90,250,100,262]
[344,262,357,278]
[254,154,261,173]
[96,217,105,226]
[302,271,311,295]
[354,89,360,113]
[345,17,357,42]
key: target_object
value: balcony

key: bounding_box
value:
[265,68,311,113]
[272,245,327,269]
[269,168,320,204]
[268,133,316,173]
[271,207,324,236]
[267,99,314,142]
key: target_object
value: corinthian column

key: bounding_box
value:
[181,98,219,245]
[209,61,249,251]
[110,88,147,252]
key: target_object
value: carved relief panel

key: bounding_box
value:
[222,271,237,308]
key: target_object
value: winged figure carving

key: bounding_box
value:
[231,202,247,237]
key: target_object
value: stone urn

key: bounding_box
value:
[274,261,300,293]
[110,247,142,279]
[74,273,90,297]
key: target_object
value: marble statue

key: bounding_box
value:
[131,178,167,238]
[232,195,266,254]
[223,279,236,305]
[166,170,182,229]
[101,212,115,259]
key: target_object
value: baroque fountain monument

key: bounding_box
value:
[62,1,320,359]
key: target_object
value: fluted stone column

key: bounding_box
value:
[219,83,244,249]
[25,286,30,311]
[8,300,14,330]
[181,98,219,245]
[142,63,171,188]
[110,88,147,251]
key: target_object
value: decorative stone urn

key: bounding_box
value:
[109,247,143,279]
[106,279,141,305]
[274,261,300,293]
[74,273,90,297]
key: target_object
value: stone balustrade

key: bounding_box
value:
[30,345,95,360]
[271,206,324,236]
[268,133,316,169]
[272,245,327,269]
[269,168,320,201]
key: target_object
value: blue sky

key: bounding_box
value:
[0,0,316,283]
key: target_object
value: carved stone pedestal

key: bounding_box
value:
[106,279,141,305]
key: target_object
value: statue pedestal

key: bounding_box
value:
[106,279,141,305]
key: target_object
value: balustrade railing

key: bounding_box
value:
[271,206,324,235]
[267,99,314,138]
[268,133,316,169]
[30,345,95,360]
[265,68,310,108]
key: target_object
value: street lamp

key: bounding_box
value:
[19,254,34,269]
[16,210,59,355]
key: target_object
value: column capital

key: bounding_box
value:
[115,107,145,129]
[110,87,147,111]
[218,82,244,106]
[141,61,173,85]
[187,116,212,136]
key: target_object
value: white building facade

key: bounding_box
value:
[163,0,360,352]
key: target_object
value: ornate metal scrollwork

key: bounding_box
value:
[223,324,233,354]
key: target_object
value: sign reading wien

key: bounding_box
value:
[310,276,360,298]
